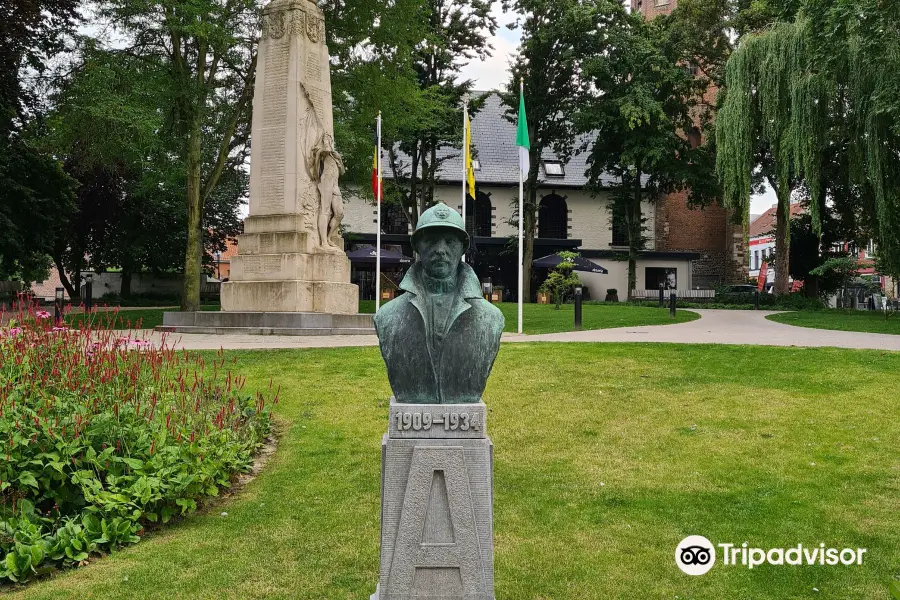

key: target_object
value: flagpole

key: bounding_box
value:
[517,80,524,335]
[462,94,469,263]
[376,111,383,313]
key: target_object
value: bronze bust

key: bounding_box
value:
[374,203,504,404]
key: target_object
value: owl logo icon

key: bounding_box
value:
[676,536,716,575]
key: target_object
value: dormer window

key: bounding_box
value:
[543,161,564,177]
[472,159,481,171]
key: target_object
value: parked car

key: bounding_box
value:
[722,284,759,294]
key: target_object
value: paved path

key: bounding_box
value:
[504,309,900,350]
[138,310,900,352]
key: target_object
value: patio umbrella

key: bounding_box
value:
[533,253,608,274]
[346,245,413,265]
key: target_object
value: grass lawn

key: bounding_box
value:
[768,309,900,335]
[65,305,219,330]
[361,300,698,334]
[8,344,900,599]
[88,301,695,333]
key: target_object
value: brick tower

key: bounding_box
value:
[632,0,747,287]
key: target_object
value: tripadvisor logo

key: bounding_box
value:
[675,536,868,576]
[675,536,716,576]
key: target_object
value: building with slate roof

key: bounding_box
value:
[342,92,736,301]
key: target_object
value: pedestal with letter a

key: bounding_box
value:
[371,399,494,600]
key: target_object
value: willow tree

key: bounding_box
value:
[717,0,900,293]
[804,0,900,280]
[716,19,831,294]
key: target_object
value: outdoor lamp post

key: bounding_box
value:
[85,275,93,313]
[669,292,677,319]
[55,287,65,324]
[574,284,583,331]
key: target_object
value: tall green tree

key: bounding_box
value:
[804,0,900,280]
[578,10,714,299]
[501,0,622,302]
[0,0,79,283]
[322,0,447,220]
[716,20,819,294]
[0,143,75,283]
[670,0,801,293]
[380,0,496,226]
[43,44,245,298]
[96,0,257,311]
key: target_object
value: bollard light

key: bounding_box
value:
[55,287,65,324]
[574,285,583,331]
[669,292,677,319]
[85,275,93,313]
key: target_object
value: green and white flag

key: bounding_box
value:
[516,86,530,177]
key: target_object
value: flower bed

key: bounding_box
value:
[0,307,273,584]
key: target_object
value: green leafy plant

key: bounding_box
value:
[0,302,272,583]
[538,252,582,309]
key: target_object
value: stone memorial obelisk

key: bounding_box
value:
[371,203,504,600]
[221,0,358,314]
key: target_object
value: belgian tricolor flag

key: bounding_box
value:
[372,139,382,203]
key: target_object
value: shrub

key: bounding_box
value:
[773,293,826,311]
[538,252,582,309]
[0,306,272,583]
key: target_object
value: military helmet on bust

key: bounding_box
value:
[410,202,470,249]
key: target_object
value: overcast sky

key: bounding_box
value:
[458,1,777,216]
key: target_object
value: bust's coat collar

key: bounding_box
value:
[399,261,483,300]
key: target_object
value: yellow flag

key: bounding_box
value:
[465,115,476,197]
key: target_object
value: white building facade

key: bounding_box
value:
[341,93,700,301]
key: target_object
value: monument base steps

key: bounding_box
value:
[236,231,316,256]
[229,252,350,282]
[220,280,358,314]
[158,310,373,336]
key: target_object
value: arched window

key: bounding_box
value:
[474,192,492,237]
[382,202,408,235]
[538,194,568,239]
[687,126,702,148]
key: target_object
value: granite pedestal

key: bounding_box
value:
[372,399,494,600]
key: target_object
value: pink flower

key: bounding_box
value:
[35,311,52,319]
[4,327,23,337]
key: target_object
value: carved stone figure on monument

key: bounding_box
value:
[308,133,346,250]
[374,203,505,404]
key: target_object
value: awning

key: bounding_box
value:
[533,253,608,274]
[346,245,413,265]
